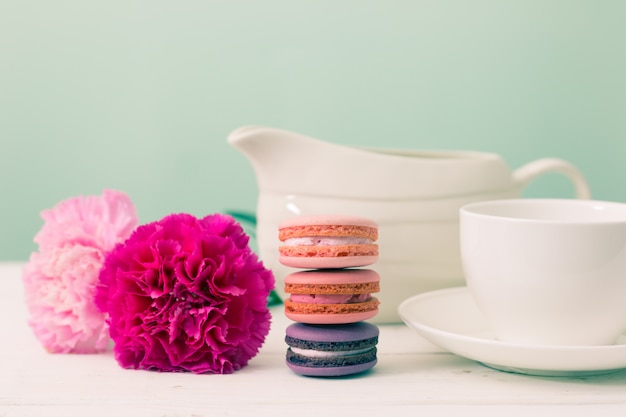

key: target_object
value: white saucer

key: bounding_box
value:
[398,287,626,377]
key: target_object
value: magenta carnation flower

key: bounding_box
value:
[23,190,138,353]
[96,213,275,374]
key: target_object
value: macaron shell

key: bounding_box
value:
[279,255,378,269]
[278,215,378,230]
[279,243,378,259]
[285,322,380,342]
[285,309,378,324]
[284,268,380,295]
[284,268,380,285]
[286,283,379,296]
[286,359,377,377]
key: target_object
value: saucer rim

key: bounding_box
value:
[398,287,626,374]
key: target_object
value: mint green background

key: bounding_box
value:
[1,1,625,260]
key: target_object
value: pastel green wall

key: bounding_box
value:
[1,1,625,260]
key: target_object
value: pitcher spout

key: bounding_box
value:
[227,126,357,195]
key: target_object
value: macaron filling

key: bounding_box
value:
[289,293,371,304]
[286,348,377,369]
[282,236,374,246]
[289,346,375,358]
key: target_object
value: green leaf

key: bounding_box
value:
[225,210,257,226]
[267,290,283,306]
[223,209,282,306]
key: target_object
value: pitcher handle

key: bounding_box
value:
[513,158,591,199]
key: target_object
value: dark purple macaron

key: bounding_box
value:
[285,322,379,377]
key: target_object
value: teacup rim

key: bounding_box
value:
[460,198,626,225]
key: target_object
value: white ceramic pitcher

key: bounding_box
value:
[228,126,591,323]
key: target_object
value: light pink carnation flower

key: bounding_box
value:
[34,189,137,252]
[23,190,138,353]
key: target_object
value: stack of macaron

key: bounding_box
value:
[278,215,381,377]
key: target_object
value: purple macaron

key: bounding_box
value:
[285,322,379,377]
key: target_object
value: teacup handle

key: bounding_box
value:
[513,158,591,199]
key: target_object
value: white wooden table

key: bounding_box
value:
[2,262,626,416]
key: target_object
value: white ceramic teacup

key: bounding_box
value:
[460,199,626,346]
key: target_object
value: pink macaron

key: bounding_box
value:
[278,215,379,269]
[284,269,380,324]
